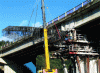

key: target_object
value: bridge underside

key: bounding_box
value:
[76,17,100,42]
[75,17,100,54]
[1,40,59,65]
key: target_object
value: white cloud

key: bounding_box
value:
[19,20,42,27]
[32,22,42,27]
[0,36,13,42]
[19,20,28,26]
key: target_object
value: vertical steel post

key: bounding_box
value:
[86,56,89,73]
[74,29,76,40]
[76,56,81,73]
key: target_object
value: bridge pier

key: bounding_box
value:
[0,58,28,73]
[75,56,99,73]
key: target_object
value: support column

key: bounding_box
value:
[71,56,76,73]
[73,29,76,41]
[84,57,87,73]
[98,57,100,73]
[76,56,81,73]
[86,56,89,73]
[0,58,25,73]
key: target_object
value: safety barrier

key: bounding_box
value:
[59,13,65,20]
[75,4,82,11]
[67,9,74,15]
[69,45,92,52]
[47,0,92,26]
[76,34,85,40]
[54,17,58,22]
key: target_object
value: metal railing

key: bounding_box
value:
[69,45,93,52]
[47,0,92,26]
[76,34,85,40]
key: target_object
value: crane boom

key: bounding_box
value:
[40,0,58,73]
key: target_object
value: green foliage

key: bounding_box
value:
[50,58,63,73]
[0,40,11,49]
[36,53,72,73]
[0,40,6,49]
[36,54,45,71]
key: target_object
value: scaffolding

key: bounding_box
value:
[2,26,43,41]
[50,29,100,73]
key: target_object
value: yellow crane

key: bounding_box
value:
[38,0,58,73]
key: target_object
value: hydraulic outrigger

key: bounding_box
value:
[38,0,58,73]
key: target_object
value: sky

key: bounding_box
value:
[0,0,86,72]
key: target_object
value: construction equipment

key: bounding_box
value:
[37,70,42,73]
[38,0,58,73]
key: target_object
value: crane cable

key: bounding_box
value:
[34,4,38,27]
[33,4,39,38]
[28,0,40,26]
[45,4,61,39]
[45,4,53,22]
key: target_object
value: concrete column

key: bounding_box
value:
[0,58,24,73]
[98,57,100,73]
[74,29,76,40]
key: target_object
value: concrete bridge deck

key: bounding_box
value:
[0,0,100,73]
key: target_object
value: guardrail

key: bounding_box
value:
[69,45,92,52]
[47,0,92,26]
[76,34,85,40]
